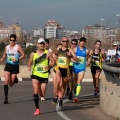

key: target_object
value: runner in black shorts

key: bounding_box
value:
[1,34,25,104]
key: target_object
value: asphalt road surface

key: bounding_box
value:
[0,81,114,120]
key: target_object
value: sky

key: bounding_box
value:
[0,0,120,32]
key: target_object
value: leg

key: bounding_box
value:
[74,71,85,103]
[4,71,11,104]
[32,79,40,115]
[92,74,96,89]
[40,83,47,101]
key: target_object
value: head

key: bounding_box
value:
[95,40,101,49]
[57,43,62,49]
[61,37,69,47]
[45,39,49,49]
[37,38,45,50]
[71,39,78,48]
[9,34,17,46]
[112,42,118,50]
[79,37,86,47]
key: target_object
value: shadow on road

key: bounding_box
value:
[62,95,99,111]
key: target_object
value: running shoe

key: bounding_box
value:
[65,87,70,96]
[59,98,63,107]
[4,99,8,104]
[52,96,58,104]
[73,97,79,103]
[34,109,40,115]
[69,92,73,100]
[41,97,45,101]
[94,90,99,96]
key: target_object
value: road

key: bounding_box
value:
[0,81,113,120]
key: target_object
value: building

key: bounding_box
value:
[33,28,44,37]
[0,20,10,40]
[8,23,22,41]
[82,24,117,42]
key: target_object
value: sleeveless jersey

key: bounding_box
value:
[6,44,20,65]
[73,46,86,70]
[91,49,102,68]
[56,48,70,68]
[32,50,49,78]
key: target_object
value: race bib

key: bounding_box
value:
[8,56,16,62]
[36,64,47,72]
[93,60,100,66]
[77,56,85,63]
[58,57,67,65]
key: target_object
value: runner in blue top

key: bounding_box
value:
[72,37,89,103]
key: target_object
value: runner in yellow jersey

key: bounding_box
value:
[28,38,55,115]
[54,37,78,107]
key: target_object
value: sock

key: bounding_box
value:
[4,85,8,99]
[76,84,81,97]
[33,94,39,109]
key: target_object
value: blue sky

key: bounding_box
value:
[0,0,120,32]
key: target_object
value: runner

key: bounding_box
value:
[88,40,105,96]
[28,38,55,115]
[72,37,89,103]
[1,34,25,104]
[39,38,53,101]
[54,37,78,106]
[52,43,62,104]
[65,39,78,100]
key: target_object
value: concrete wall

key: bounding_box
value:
[100,78,120,119]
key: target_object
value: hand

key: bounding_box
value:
[27,66,31,71]
[43,66,49,71]
[1,58,5,62]
[67,52,72,58]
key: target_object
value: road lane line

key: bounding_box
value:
[56,94,94,120]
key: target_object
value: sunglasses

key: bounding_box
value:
[62,41,68,43]
[10,40,16,42]
[39,42,45,45]
[71,43,77,45]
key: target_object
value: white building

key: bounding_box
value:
[33,28,44,37]
[0,28,10,40]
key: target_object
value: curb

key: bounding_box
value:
[0,77,93,82]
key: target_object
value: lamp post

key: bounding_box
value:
[116,14,120,28]
[101,19,105,27]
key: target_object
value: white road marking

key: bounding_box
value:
[56,94,94,120]
[0,77,22,81]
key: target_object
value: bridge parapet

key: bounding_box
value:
[100,63,120,119]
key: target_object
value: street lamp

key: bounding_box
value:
[116,14,120,28]
[101,19,105,27]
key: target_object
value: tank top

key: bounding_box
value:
[73,46,86,70]
[91,49,102,68]
[6,44,20,65]
[56,48,70,68]
[32,50,49,78]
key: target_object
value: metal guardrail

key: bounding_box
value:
[102,62,120,85]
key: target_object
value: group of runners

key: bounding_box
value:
[1,34,105,115]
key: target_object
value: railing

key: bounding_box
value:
[102,62,120,85]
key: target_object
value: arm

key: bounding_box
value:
[18,45,25,60]
[1,47,7,62]
[87,50,93,65]
[69,48,78,62]
[48,52,55,68]
[27,52,34,71]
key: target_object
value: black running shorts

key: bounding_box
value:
[91,66,102,74]
[4,63,19,74]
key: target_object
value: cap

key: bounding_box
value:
[112,42,118,46]
[37,38,45,43]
